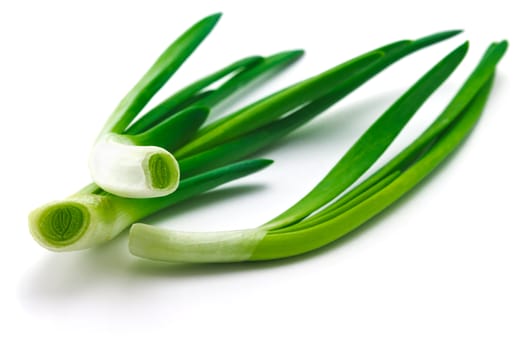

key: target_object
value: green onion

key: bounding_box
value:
[263,42,469,230]
[128,41,507,263]
[27,47,304,251]
[123,55,263,135]
[29,18,460,251]
[88,11,307,199]
[29,51,304,251]
[89,13,222,198]
[29,159,272,251]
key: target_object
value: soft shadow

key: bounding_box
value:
[127,257,287,278]
[18,185,270,307]
[19,232,132,305]
[18,230,291,308]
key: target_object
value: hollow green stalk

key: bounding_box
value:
[89,13,222,198]
[281,40,508,233]
[29,159,272,251]
[262,42,469,230]
[252,75,496,260]
[128,41,507,263]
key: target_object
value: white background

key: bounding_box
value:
[1,0,523,348]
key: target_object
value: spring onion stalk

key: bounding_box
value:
[282,41,508,233]
[90,47,306,198]
[29,25,459,251]
[90,11,305,199]
[29,159,272,251]
[128,41,507,263]
[89,13,222,198]
[263,42,469,230]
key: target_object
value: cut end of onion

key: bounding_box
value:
[89,135,180,198]
[29,200,89,249]
[28,195,134,251]
[146,152,179,191]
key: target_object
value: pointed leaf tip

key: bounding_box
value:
[207,12,223,23]
[289,49,306,58]
[258,159,274,167]
[196,12,222,29]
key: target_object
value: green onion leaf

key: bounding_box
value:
[103,13,221,135]
[89,13,222,198]
[282,40,509,232]
[128,41,507,263]
[252,75,496,260]
[130,107,209,152]
[263,42,469,230]
[124,55,263,135]
[174,30,462,158]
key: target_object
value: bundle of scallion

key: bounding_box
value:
[129,40,508,262]
[28,13,506,261]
